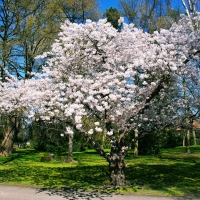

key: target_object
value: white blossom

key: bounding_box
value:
[76,124,82,130]
[88,129,94,134]
[95,127,102,132]
[107,129,113,136]
[65,127,74,135]
[75,115,82,124]
[0,14,199,147]
[94,122,100,126]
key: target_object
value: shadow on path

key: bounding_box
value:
[37,186,120,200]
[36,187,200,200]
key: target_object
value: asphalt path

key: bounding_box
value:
[0,185,200,200]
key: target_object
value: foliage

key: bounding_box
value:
[29,121,68,153]
[104,7,122,30]
[162,130,183,148]
[51,0,100,23]
[137,130,183,155]
[138,132,163,155]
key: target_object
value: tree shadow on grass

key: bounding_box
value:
[0,161,125,199]
[33,164,122,199]
[0,163,114,189]
[0,149,40,164]
[125,162,200,197]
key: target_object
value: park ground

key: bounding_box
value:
[0,146,200,198]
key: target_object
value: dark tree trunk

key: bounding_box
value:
[68,133,74,161]
[106,136,127,186]
[0,128,14,156]
[107,152,126,186]
[83,129,128,187]
[0,117,19,156]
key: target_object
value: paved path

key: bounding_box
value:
[0,185,200,200]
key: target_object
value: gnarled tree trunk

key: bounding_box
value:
[107,152,126,186]
[84,129,128,187]
[0,127,15,156]
[0,117,19,156]
[106,136,127,186]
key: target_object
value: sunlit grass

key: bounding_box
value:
[0,146,200,197]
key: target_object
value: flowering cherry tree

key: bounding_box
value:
[0,13,200,186]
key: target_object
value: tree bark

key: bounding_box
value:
[101,128,107,149]
[107,152,126,186]
[183,133,186,147]
[186,130,191,153]
[0,127,15,156]
[193,130,196,145]
[106,136,127,186]
[68,133,73,161]
[133,129,138,157]
[0,117,19,156]
[82,127,128,186]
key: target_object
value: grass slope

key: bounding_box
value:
[0,146,200,197]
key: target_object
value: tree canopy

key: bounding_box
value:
[0,10,200,185]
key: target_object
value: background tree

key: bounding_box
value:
[50,0,100,23]
[0,0,19,81]
[104,7,121,30]
[0,0,25,156]
[15,0,60,79]
[0,0,101,156]
[119,0,182,32]
[177,0,200,153]
[181,0,200,18]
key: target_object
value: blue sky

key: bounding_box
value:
[99,0,119,13]
[99,0,183,13]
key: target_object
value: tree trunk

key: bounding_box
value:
[84,130,128,187]
[106,136,127,186]
[193,131,196,145]
[183,133,186,147]
[107,152,126,186]
[133,129,138,157]
[101,128,107,149]
[68,133,74,161]
[0,117,19,156]
[186,130,191,154]
[0,127,15,156]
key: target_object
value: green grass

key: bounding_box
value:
[0,146,200,197]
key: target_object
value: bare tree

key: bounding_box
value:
[119,0,182,32]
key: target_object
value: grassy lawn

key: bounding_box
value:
[0,146,200,197]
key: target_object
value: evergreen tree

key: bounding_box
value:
[104,7,121,30]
